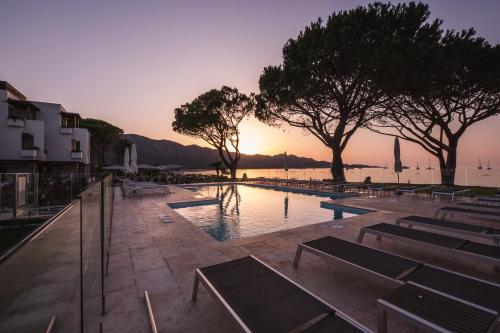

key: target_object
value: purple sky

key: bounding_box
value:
[1,0,499,166]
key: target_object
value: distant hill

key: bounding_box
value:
[105,134,380,169]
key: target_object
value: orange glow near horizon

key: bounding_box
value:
[238,137,261,155]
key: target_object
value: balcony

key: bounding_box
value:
[7,117,25,127]
[21,149,38,159]
[71,151,83,160]
[60,127,73,134]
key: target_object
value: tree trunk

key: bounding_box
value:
[330,146,346,183]
[440,143,457,186]
[230,166,237,180]
[101,151,106,169]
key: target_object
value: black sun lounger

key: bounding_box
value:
[192,255,371,333]
[377,282,498,333]
[431,187,470,201]
[437,206,500,222]
[396,215,500,245]
[475,197,500,203]
[357,223,500,270]
[293,236,500,316]
[395,186,430,198]
[461,202,500,210]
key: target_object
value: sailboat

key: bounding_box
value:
[487,160,491,170]
[426,158,433,170]
[478,158,483,170]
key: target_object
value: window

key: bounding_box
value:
[8,106,26,120]
[61,114,77,128]
[71,139,81,152]
[22,133,35,150]
[7,103,36,120]
[26,108,36,120]
[61,116,69,127]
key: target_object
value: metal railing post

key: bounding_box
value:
[100,178,105,315]
[45,316,57,333]
[79,196,84,333]
[13,175,17,218]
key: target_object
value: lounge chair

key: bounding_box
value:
[293,236,500,315]
[396,215,500,245]
[377,282,498,333]
[475,197,500,204]
[357,223,500,270]
[460,202,500,210]
[192,256,371,333]
[437,206,500,222]
[319,180,351,192]
[342,183,385,195]
[363,184,394,196]
[431,187,470,201]
[395,185,430,198]
[122,182,170,197]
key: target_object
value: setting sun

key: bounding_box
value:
[239,136,261,155]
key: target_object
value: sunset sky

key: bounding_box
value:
[1,0,499,167]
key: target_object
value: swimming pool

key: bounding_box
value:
[171,184,371,241]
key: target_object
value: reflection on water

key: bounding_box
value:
[175,184,359,241]
[284,194,288,218]
[185,167,500,187]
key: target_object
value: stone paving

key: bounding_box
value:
[102,185,500,333]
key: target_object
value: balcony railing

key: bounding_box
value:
[60,127,73,134]
[71,151,83,159]
[21,149,38,159]
[7,118,25,127]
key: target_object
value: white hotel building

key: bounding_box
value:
[0,81,90,176]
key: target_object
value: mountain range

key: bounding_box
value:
[107,134,379,169]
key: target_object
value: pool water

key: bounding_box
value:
[173,184,369,241]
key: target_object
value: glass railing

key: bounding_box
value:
[0,174,114,332]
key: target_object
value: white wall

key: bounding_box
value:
[24,119,45,160]
[73,128,90,164]
[33,102,72,162]
[32,101,90,164]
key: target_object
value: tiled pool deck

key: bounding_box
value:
[103,185,500,333]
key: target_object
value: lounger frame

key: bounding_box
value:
[293,243,404,289]
[436,207,500,222]
[459,203,500,212]
[396,186,430,198]
[371,185,400,196]
[123,183,170,197]
[357,226,500,270]
[431,188,470,201]
[377,282,498,333]
[293,238,500,321]
[395,217,500,245]
[473,199,500,206]
[192,255,372,333]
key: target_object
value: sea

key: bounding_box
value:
[184,167,500,187]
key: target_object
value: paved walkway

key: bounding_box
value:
[102,185,500,333]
